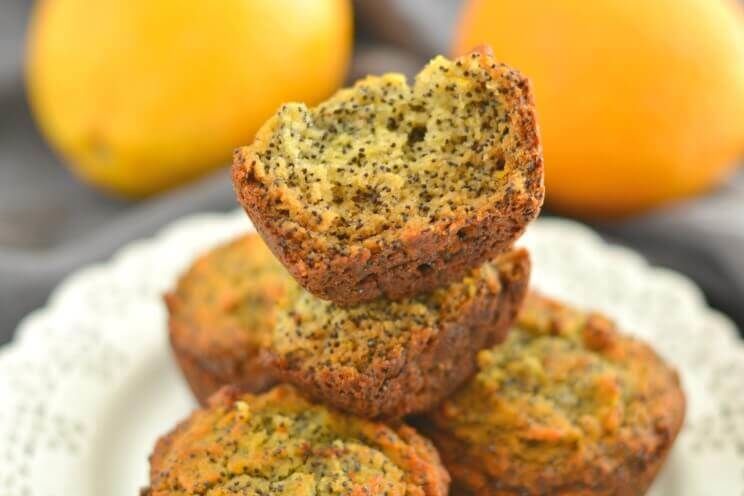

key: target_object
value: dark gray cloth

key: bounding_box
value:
[595,179,744,327]
[1,0,742,342]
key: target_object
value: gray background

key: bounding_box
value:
[1,0,742,342]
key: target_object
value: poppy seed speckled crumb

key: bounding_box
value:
[269,249,530,419]
[232,48,543,305]
[417,293,686,496]
[143,384,450,496]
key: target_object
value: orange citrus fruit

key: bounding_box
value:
[455,0,744,217]
[27,0,353,197]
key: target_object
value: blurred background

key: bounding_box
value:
[1,0,743,341]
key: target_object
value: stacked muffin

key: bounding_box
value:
[145,49,684,496]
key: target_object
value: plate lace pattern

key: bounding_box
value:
[0,211,742,495]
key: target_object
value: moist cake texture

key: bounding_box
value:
[420,293,686,496]
[269,249,530,419]
[233,48,543,305]
[144,385,449,496]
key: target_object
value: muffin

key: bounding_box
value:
[232,47,543,306]
[419,293,686,496]
[165,234,293,404]
[270,249,530,419]
[143,384,450,496]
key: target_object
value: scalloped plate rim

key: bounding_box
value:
[0,209,742,496]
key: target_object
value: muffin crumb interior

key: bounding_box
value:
[252,54,522,244]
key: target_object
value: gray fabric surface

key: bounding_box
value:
[1,0,742,342]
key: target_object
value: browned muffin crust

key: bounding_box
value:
[270,249,530,420]
[165,234,293,405]
[418,293,686,496]
[143,384,450,496]
[232,47,543,306]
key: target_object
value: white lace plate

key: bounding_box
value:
[0,210,742,496]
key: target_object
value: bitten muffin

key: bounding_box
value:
[165,234,293,405]
[143,384,450,496]
[270,249,530,420]
[232,47,543,306]
[419,293,686,496]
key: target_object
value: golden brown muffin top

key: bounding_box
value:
[237,50,539,251]
[272,253,513,374]
[146,385,449,496]
[428,292,685,482]
[166,234,292,353]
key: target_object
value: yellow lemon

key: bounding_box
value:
[455,0,744,217]
[27,0,353,197]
